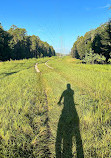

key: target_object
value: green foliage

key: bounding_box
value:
[71,36,85,59]
[100,20,111,62]
[108,58,111,63]
[83,49,106,64]
[71,20,111,63]
[0,25,11,61]
[0,24,55,61]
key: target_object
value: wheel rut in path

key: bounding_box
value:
[43,90,53,158]
[45,60,53,69]
[34,65,52,157]
[35,63,40,72]
[35,60,53,73]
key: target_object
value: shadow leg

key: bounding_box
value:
[75,127,84,158]
[56,120,64,158]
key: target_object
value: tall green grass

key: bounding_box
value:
[0,58,52,158]
[0,56,111,157]
[39,56,111,157]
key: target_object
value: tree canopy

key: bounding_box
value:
[0,24,55,61]
[71,20,111,64]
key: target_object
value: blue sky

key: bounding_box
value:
[0,0,111,54]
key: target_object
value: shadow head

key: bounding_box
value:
[67,83,71,90]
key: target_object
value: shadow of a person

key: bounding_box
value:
[56,84,84,158]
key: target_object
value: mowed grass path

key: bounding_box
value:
[0,58,52,158]
[0,57,111,158]
[38,56,111,158]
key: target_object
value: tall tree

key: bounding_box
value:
[71,21,111,63]
[92,34,102,54]
[101,20,111,62]
[0,24,11,61]
[0,24,55,61]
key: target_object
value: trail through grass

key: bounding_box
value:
[0,58,52,158]
[38,56,111,158]
[0,56,111,158]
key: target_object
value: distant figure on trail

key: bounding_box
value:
[56,84,84,158]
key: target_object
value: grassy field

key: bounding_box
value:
[0,56,111,158]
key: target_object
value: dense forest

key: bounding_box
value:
[0,24,55,61]
[71,20,111,64]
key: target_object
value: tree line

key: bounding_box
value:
[71,20,111,64]
[0,24,55,61]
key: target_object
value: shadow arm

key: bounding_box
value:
[58,92,64,105]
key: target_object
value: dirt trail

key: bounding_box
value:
[45,60,53,69]
[35,63,40,72]
[34,62,52,157]
[35,60,53,73]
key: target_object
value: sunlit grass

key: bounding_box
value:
[39,56,111,157]
[0,56,111,157]
[0,58,52,157]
